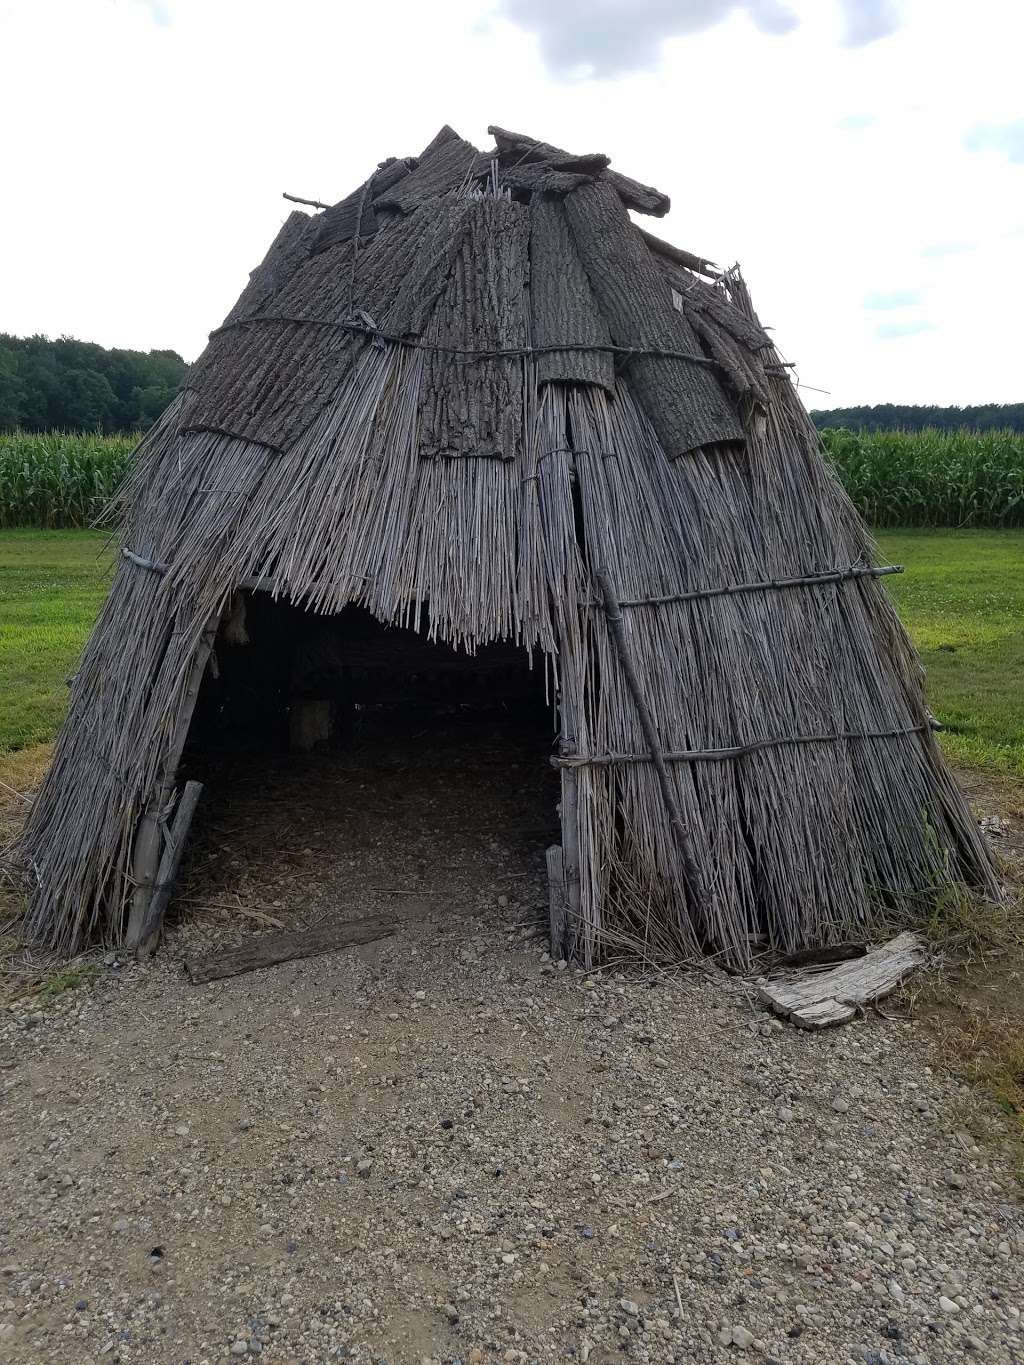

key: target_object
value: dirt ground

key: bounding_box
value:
[1,721,1022,1364]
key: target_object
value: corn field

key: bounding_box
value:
[822,427,1024,528]
[0,431,136,528]
[1,427,1023,528]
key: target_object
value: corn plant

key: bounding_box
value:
[822,427,1024,528]
[0,431,136,528]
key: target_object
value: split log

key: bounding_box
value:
[759,931,926,1028]
[134,781,203,959]
[126,611,220,950]
[558,750,583,963]
[186,914,398,984]
[546,845,566,961]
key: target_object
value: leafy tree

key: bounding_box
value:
[810,403,1024,434]
[0,333,187,433]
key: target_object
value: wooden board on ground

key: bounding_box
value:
[186,913,397,984]
[759,930,927,1028]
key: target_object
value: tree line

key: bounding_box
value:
[0,334,187,434]
[809,403,1024,433]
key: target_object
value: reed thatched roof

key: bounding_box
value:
[18,123,997,965]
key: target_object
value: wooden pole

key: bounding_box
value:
[545,844,566,961]
[134,780,203,958]
[186,913,397,984]
[594,565,705,907]
[126,610,220,950]
[559,748,583,964]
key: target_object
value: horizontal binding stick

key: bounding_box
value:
[553,723,930,769]
[585,563,903,610]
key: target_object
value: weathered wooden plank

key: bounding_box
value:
[133,781,203,959]
[759,931,926,1029]
[127,612,220,949]
[186,914,398,984]
[546,844,566,960]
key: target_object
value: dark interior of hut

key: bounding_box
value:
[178,591,561,944]
[187,590,555,758]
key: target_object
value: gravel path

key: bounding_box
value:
[1,729,1021,1364]
[1,919,1022,1365]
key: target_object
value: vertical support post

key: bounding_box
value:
[559,745,583,963]
[126,609,220,950]
[134,780,204,958]
[545,844,566,961]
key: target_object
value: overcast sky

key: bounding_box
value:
[1,0,1021,408]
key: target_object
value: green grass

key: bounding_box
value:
[877,530,1024,775]
[0,431,135,528]
[0,530,113,751]
[823,427,1024,527]
[0,528,1021,780]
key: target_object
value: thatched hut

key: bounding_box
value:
[19,124,996,966]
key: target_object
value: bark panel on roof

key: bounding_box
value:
[184,213,437,450]
[562,180,744,457]
[488,125,670,216]
[373,131,482,215]
[313,182,379,254]
[221,211,318,328]
[530,194,614,392]
[414,197,529,461]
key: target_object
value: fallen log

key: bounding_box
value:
[186,914,397,984]
[759,931,926,1028]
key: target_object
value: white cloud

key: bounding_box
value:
[875,319,934,340]
[965,118,1024,164]
[864,289,923,310]
[836,113,877,132]
[493,0,905,79]
[493,1,798,79]
[838,0,902,47]
[920,241,974,258]
[129,0,172,24]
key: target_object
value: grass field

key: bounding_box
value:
[0,530,113,752]
[0,527,1021,775]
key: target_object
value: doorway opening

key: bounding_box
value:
[178,591,560,945]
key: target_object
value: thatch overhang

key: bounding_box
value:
[17,124,997,965]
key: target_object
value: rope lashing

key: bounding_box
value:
[206,314,727,373]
